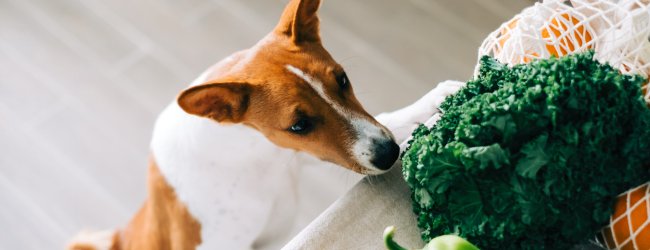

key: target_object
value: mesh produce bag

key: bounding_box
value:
[476,0,650,103]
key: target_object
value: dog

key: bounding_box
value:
[68,0,464,249]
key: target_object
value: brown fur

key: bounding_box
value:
[114,157,202,250]
[68,244,104,250]
[68,158,200,250]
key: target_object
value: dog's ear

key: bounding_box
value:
[274,0,321,44]
[177,83,253,123]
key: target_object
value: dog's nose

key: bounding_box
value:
[370,139,400,170]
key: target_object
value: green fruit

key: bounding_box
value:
[384,226,479,250]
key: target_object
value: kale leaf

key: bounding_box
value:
[401,51,650,250]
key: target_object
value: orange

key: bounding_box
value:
[600,183,650,249]
[495,18,539,64]
[498,18,519,49]
[541,13,593,57]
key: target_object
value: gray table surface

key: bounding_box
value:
[283,162,425,250]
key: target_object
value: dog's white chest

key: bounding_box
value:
[151,103,303,250]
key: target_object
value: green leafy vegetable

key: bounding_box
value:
[402,52,650,250]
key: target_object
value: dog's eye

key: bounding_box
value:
[336,72,349,90]
[288,118,313,135]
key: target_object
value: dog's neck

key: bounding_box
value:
[150,98,310,249]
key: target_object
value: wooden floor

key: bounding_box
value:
[0,0,530,248]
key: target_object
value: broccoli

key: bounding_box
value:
[401,51,650,250]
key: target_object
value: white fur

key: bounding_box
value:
[285,65,348,116]
[285,64,394,173]
[350,118,388,175]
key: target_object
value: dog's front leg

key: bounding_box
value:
[375,80,465,144]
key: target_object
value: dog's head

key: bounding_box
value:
[177,0,398,174]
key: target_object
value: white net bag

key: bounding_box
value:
[476,0,650,103]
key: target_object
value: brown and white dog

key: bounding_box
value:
[68,0,464,249]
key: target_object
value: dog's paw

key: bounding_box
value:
[405,80,465,126]
[377,80,465,144]
[415,80,465,113]
[67,230,116,250]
